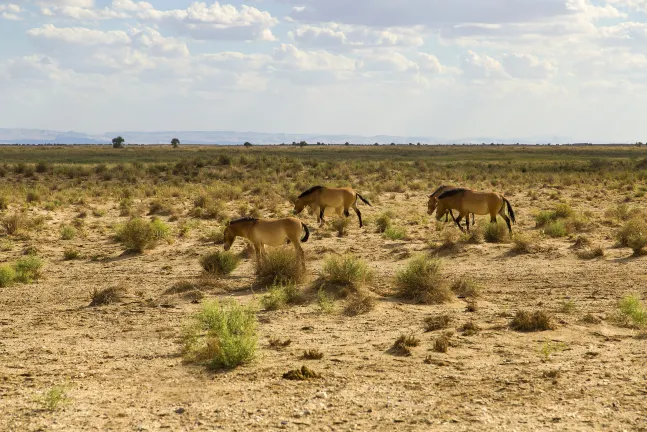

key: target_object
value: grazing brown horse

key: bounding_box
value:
[428,185,475,226]
[294,186,371,228]
[223,217,310,270]
[429,188,516,233]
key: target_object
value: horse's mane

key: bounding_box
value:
[431,184,451,197]
[437,188,467,200]
[228,217,258,226]
[298,185,323,199]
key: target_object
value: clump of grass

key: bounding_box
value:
[435,229,461,251]
[434,333,451,353]
[463,226,484,244]
[200,250,240,276]
[484,221,510,243]
[343,291,376,316]
[14,256,42,283]
[544,220,567,238]
[375,213,392,233]
[2,213,23,235]
[535,210,557,227]
[40,385,67,411]
[60,225,77,240]
[424,314,452,332]
[182,299,258,370]
[148,199,173,216]
[257,247,305,287]
[331,217,350,237]
[0,196,8,210]
[554,203,573,219]
[114,218,154,253]
[390,334,420,356]
[510,310,556,332]
[202,229,224,244]
[616,218,647,255]
[395,254,452,304]
[577,246,604,259]
[571,235,591,249]
[614,294,647,328]
[383,225,407,241]
[283,365,321,380]
[25,191,40,203]
[511,232,538,254]
[63,248,81,260]
[268,338,291,349]
[89,286,125,306]
[451,277,480,298]
[301,349,323,360]
[580,313,602,325]
[150,218,172,243]
[558,300,576,314]
[461,320,481,336]
[316,288,335,314]
[0,265,16,287]
[321,254,373,292]
[260,282,302,310]
[465,299,478,312]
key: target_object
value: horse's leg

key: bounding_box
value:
[465,212,470,233]
[313,205,321,223]
[498,207,513,233]
[319,205,327,227]
[253,243,263,273]
[453,214,466,233]
[471,213,475,226]
[294,241,306,270]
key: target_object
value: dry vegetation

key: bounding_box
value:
[1,144,647,430]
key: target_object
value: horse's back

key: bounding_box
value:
[253,218,302,245]
[320,187,354,206]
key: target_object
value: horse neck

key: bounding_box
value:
[230,222,251,239]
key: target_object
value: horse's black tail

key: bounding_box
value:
[356,193,372,206]
[301,222,310,242]
[504,198,516,224]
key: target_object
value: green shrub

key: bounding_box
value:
[395,255,452,304]
[0,196,8,210]
[615,294,647,328]
[150,218,172,242]
[484,221,510,243]
[510,310,555,332]
[451,277,480,298]
[383,225,407,240]
[60,225,77,240]
[257,247,304,287]
[14,256,42,283]
[200,250,240,276]
[544,220,567,238]
[63,248,81,260]
[182,299,258,370]
[616,218,647,254]
[331,217,350,237]
[0,265,15,287]
[321,254,373,291]
[375,213,392,233]
[554,203,573,219]
[115,218,154,253]
[535,210,557,227]
[260,283,302,310]
[316,288,335,314]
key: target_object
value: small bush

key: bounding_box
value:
[484,221,510,243]
[571,235,591,249]
[63,248,81,260]
[0,196,8,210]
[510,310,555,332]
[203,229,224,244]
[424,314,452,332]
[60,225,77,240]
[463,226,484,244]
[554,203,573,219]
[26,191,40,203]
[577,246,604,259]
[0,265,15,287]
[321,254,373,291]
[558,300,576,314]
[544,220,567,238]
[615,294,647,328]
[89,286,125,306]
[301,349,323,360]
[200,250,240,276]
[535,210,557,227]
[115,218,154,253]
[511,232,537,254]
[14,256,42,283]
[150,218,172,242]
[148,200,172,216]
[343,291,376,316]
[395,255,452,304]
[434,333,451,353]
[375,213,392,233]
[41,385,67,412]
[451,277,480,298]
[383,225,407,240]
[2,213,23,235]
[316,288,335,314]
[257,247,305,287]
[391,334,419,356]
[461,320,481,336]
[182,299,257,370]
[616,218,647,254]
[260,282,302,310]
[332,217,350,237]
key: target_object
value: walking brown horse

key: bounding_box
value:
[223,217,310,270]
[428,185,475,226]
[293,186,372,228]
[428,188,516,233]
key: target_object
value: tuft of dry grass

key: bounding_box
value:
[395,255,452,304]
[580,313,602,325]
[616,218,647,255]
[1,212,23,235]
[268,338,291,350]
[89,286,125,306]
[282,365,321,380]
[433,333,452,353]
[257,247,305,287]
[321,254,373,293]
[461,320,481,336]
[200,250,240,276]
[451,277,480,298]
[390,334,420,356]
[301,349,324,360]
[510,310,556,332]
[343,290,376,316]
[63,248,81,260]
[423,314,452,332]
[331,217,351,237]
[511,232,539,254]
[576,246,604,259]
[484,221,510,243]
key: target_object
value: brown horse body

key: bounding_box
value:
[428,185,475,226]
[429,188,516,233]
[223,217,309,269]
[294,186,371,227]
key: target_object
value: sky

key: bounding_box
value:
[0,0,646,141]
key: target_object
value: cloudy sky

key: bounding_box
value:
[0,0,646,141]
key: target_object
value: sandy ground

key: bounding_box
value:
[1,190,647,431]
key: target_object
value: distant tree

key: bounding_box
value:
[390,142,396,146]
[243,141,252,147]
[171,138,180,148]
[417,142,421,146]
[345,142,350,146]
[112,136,125,148]
[299,141,308,147]
[374,142,379,146]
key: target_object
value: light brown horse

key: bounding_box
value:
[428,185,475,226]
[223,217,310,270]
[307,203,343,224]
[428,188,516,233]
[294,186,371,228]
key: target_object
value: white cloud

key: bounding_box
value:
[608,0,647,13]
[290,23,424,51]
[460,50,507,81]
[500,53,557,80]
[118,1,279,41]
[0,3,22,19]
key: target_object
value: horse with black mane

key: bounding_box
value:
[293,186,372,228]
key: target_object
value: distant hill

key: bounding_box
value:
[0,128,582,145]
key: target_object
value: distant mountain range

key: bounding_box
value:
[0,128,592,145]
